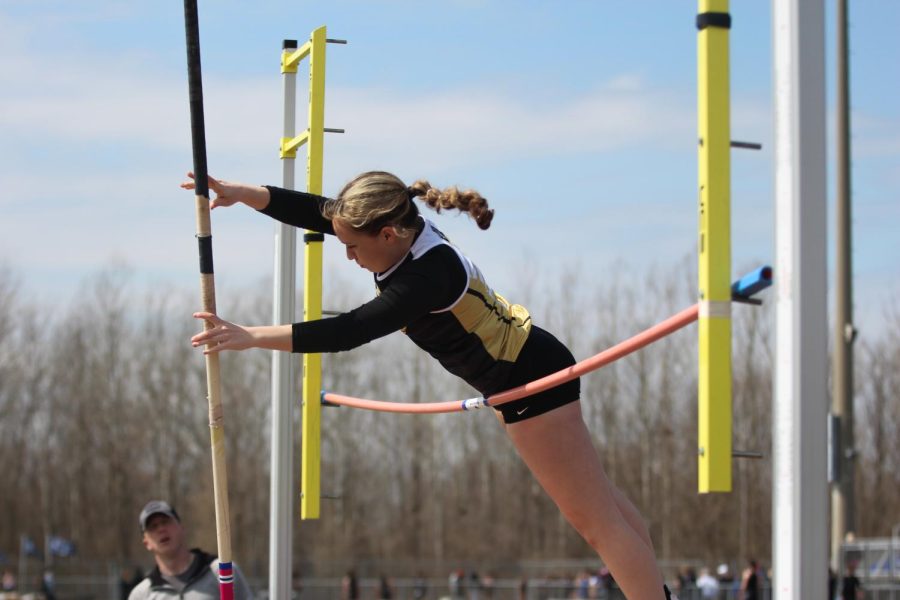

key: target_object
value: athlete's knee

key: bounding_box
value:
[565,507,632,551]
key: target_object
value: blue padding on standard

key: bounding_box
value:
[731,266,773,298]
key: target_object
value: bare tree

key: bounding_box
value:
[856,303,900,536]
[6,262,900,587]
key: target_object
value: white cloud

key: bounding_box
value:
[0,14,694,174]
[322,80,693,175]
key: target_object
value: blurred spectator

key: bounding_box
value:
[412,572,428,600]
[41,570,56,600]
[341,569,359,600]
[841,562,863,600]
[740,559,760,600]
[467,571,481,600]
[377,573,393,599]
[696,567,719,599]
[449,569,464,599]
[600,567,616,596]
[1,570,16,592]
[573,570,590,599]
[676,565,697,595]
[481,572,494,599]
[716,563,736,599]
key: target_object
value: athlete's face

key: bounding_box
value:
[333,219,408,274]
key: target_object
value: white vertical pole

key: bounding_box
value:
[269,38,298,600]
[772,1,828,599]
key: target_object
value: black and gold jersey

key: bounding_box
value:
[374,218,532,394]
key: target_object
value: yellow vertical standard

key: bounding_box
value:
[697,1,732,493]
[301,25,327,519]
[281,26,328,519]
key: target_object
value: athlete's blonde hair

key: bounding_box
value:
[322,171,493,236]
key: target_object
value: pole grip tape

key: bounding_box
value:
[183,0,209,198]
[696,12,732,30]
[218,561,234,583]
[218,561,234,600]
[198,235,214,274]
[461,397,488,411]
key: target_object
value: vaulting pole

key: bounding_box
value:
[183,2,234,598]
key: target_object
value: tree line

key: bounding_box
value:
[1,261,898,580]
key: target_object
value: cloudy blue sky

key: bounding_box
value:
[1,1,897,338]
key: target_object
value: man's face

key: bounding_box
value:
[142,513,185,558]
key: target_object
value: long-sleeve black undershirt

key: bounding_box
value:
[259,186,467,354]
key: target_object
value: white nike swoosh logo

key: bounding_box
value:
[516,407,528,415]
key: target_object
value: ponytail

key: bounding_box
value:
[325,171,494,234]
[408,180,494,230]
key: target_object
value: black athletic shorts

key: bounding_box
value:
[491,325,581,424]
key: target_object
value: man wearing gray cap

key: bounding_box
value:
[128,500,252,600]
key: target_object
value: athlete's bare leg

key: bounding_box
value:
[495,408,656,553]
[504,402,666,600]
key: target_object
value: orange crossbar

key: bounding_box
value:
[322,304,699,414]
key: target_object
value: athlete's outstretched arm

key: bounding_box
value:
[181,172,271,210]
[191,312,291,353]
